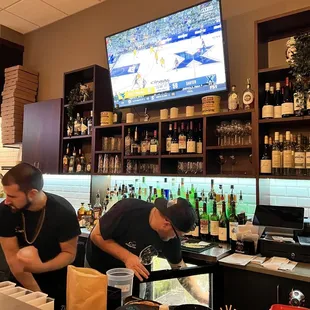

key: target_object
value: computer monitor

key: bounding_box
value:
[253,205,304,237]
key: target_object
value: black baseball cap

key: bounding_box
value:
[154,197,197,233]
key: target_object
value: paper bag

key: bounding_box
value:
[67,265,107,310]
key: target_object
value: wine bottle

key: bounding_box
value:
[166,123,173,154]
[262,83,274,119]
[282,77,294,118]
[274,82,282,119]
[186,121,196,153]
[113,104,123,124]
[228,201,238,241]
[62,143,70,173]
[200,201,209,241]
[260,135,272,174]
[150,130,159,155]
[294,134,305,176]
[196,122,203,154]
[178,122,187,154]
[69,147,76,173]
[210,200,219,241]
[191,199,200,239]
[272,132,281,176]
[171,122,179,154]
[218,201,228,242]
[283,131,292,176]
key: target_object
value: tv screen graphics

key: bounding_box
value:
[105,0,227,108]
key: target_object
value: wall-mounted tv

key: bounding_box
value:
[105,0,227,108]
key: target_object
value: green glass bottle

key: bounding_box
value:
[210,200,219,242]
[219,201,228,243]
[200,201,209,241]
[228,201,238,241]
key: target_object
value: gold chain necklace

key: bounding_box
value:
[21,208,46,245]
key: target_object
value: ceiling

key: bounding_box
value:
[0,0,104,34]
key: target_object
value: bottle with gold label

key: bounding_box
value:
[77,202,86,221]
[242,78,254,110]
[261,135,271,174]
[228,85,239,111]
[272,132,281,176]
[63,143,70,173]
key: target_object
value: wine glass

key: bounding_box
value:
[230,154,237,174]
[217,154,227,174]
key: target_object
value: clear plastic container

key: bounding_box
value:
[106,268,134,302]
[0,281,16,292]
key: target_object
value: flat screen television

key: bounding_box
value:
[105,0,227,108]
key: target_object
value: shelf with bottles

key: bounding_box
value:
[206,148,254,177]
[64,109,93,139]
[161,118,204,156]
[62,142,92,174]
[259,115,310,124]
[260,129,310,178]
[64,100,93,109]
[63,135,92,140]
[206,145,252,150]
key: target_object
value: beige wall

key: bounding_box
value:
[23,0,310,102]
[0,25,24,46]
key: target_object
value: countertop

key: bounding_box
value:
[0,293,38,310]
[220,260,310,283]
[80,228,231,263]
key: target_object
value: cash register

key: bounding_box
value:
[253,205,310,263]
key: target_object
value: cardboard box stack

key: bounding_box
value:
[1,65,39,144]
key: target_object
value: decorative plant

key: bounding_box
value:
[66,83,82,123]
[287,32,310,88]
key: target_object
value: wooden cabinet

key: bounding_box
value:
[22,99,62,174]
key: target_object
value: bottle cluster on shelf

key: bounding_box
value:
[63,144,91,174]
[98,154,122,174]
[260,130,310,176]
[165,120,203,154]
[125,127,159,156]
[67,111,93,137]
[81,178,250,242]
[262,77,310,119]
[227,78,255,111]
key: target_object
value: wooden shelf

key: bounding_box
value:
[93,173,122,176]
[95,151,121,154]
[161,154,203,159]
[259,115,310,124]
[258,65,289,73]
[94,124,122,130]
[124,155,159,159]
[206,145,252,150]
[64,100,93,108]
[63,135,92,140]
[160,115,204,123]
[206,174,255,178]
[259,174,310,180]
[204,109,254,118]
[124,120,160,127]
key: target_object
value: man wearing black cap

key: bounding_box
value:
[86,197,209,304]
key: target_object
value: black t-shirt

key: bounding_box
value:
[86,198,182,274]
[0,192,81,298]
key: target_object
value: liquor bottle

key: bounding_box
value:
[210,200,219,241]
[306,85,310,115]
[151,188,158,203]
[282,77,294,118]
[191,199,200,239]
[186,121,196,153]
[98,154,104,173]
[242,78,255,110]
[180,178,186,198]
[237,190,245,215]
[178,122,187,154]
[228,85,239,111]
[74,113,81,136]
[131,127,140,155]
[63,143,70,173]
[291,134,296,175]
[262,83,274,119]
[125,128,133,156]
[75,149,82,173]
[141,176,148,201]
[196,122,203,154]
[166,123,173,154]
[274,82,282,119]
[293,75,305,117]
[228,201,238,241]
[260,135,272,174]
[93,190,103,220]
[279,133,284,174]
[150,130,159,155]
[294,134,305,176]
[77,202,86,221]
[171,122,179,153]
[113,104,122,124]
[228,184,235,207]
[87,110,93,135]
[81,117,88,135]
[207,180,215,215]
[218,201,228,242]
[200,201,209,241]
[189,184,195,206]
[69,146,76,173]
[86,158,92,173]
[272,132,281,176]
[80,151,86,173]
[141,131,150,156]
[306,136,310,176]
[283,131,292,176]
[67,117,73,137]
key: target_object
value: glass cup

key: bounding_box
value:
[139,245,158,266]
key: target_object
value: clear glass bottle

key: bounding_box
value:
[283,131,292,176]
[74,113,81,136]
[125,128,133,156]
[242,78,255,110]
[294,134,305,176]
[228,85,239,111]
[87,110,93,135]
[272,132,281,176]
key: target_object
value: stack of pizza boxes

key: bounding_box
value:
[1,65,39,144]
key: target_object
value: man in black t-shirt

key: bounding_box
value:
[0,163,81,310]
[86,197,209,304]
